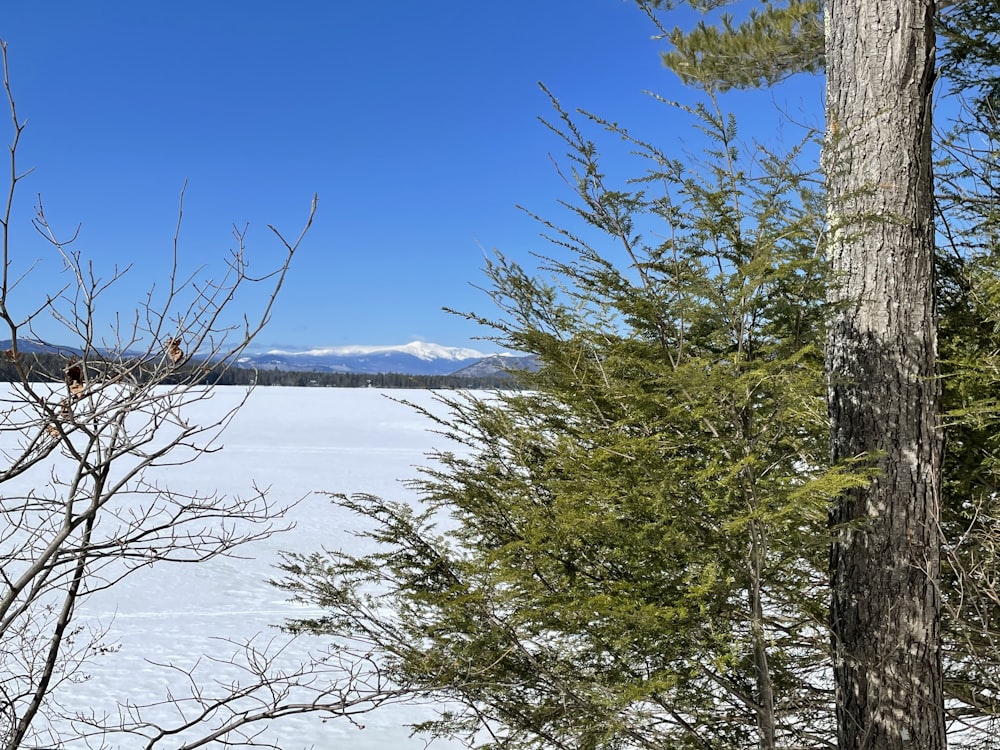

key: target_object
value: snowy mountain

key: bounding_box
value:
[238,341,529,376]
[0,338,536,378]
[449,353,542,378]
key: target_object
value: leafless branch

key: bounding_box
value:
[0,39,399,750]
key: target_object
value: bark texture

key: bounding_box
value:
[824,1,944,748]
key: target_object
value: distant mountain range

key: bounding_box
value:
[238,341,539,377]
[0,339,540,378]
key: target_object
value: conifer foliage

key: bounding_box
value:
[278,96,865,749]
[279,3,1000,748]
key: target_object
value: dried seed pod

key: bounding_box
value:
[66,364,85,399]
[166,338,183,365]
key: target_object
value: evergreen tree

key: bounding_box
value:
[280,3,1000,747]
[935,10,1000,728]
[646,3,943,744]
[938,0,1000,113]
[279,97,865,749]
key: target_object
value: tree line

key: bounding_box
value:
[0,349,518,390]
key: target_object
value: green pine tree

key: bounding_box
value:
[278,96,866,750]
[278,3,1000,747]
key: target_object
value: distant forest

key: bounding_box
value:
[0,350,521,390]
[236,365,518,390]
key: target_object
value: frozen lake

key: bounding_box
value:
[51,386,470,749]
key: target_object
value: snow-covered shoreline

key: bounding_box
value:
[44,386,467,749]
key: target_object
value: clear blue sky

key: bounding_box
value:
[1,2,822,352]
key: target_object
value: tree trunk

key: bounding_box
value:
[824,1,945,748]
[748,520,776,750]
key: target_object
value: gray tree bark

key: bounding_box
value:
[824,1,945,748]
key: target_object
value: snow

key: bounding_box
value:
[260,340,492,361]
[44,386,471,749]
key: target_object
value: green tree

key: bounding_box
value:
[934,12,1000,729]
[938,0,1000,113]
[280,2,1000,748]
[279,96,864,749]
[645,3,943,744]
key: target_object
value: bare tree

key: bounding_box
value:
[0,40,407,750]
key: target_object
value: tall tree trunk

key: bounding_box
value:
[824,1,945,749]
[748,519,776,750]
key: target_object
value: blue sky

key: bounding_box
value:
[1,2,823,352]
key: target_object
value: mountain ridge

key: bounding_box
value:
[254,340,494,362]
[0,339,536,378]
[238,340,531,376]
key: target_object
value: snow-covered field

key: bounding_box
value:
[58,386,470,749]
